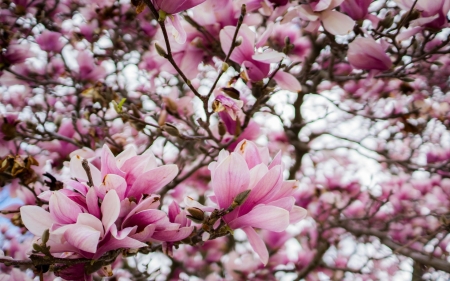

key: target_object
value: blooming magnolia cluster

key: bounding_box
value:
[1,0,450,280]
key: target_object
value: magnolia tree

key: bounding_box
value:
[0,0,450,280]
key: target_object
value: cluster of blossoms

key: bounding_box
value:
[1,0,450,279]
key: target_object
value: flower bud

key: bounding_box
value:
[221,87,240,100]
[158,109,168,126]
[233,189,251,207]
[155,42,167,58]
[161,123,180,137]
[218,121,227,136]
[41,229,50,244]
[186,207,205,223]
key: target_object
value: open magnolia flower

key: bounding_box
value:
[20,145,193,262]
[188,140,307,265]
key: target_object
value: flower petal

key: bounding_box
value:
[128,165,178,199]
[228,205,289,232]
[273,71,302,92]
[289,206,308,223]
[101,190,120,233]
[152,226,194,242]
[212,152,250,210]
[49,192,83,224]
[321,10,355,35]
[242,227,269,266]
[64,224,100,253]
[20,206,53,236]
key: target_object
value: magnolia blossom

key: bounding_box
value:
[152,0,207,44]
[347,37,392,71]
[197,140,307,265]
[340,0,372,20]
[20,145,193,261]
[220,24,302,92]
[282,0,355,35]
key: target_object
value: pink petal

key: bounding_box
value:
[64,224,100,253]
[69,155,101,186]
[220,25,255,65]
[242,227,269,266]
[228,205,289,232]
[252,50,285,63]
[94,235,146,259]
[239,166,284,215]
[96,174,127,200]
[321,10,355,35]
[49,192,83,224]
[115,146,137,168]
[212,153,250,210]
[86,188,101,219]
[101,144,126,179]
[20,206,53,236]
[234,140,264,169]
[152,226,194,242]
[128,164,178,198]
[130,224,156,241]
[76,213,104,237]
[122,209,168,230]
[101,190,120,233]
[168,14,187,44]
[243,60,270,81]
[289,206,308,223]
[273,71,302,92]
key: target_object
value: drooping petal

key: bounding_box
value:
[64,224,100,253]
[152,226,194,242]
[227,205,289,232]
[101,190,120,233]
[273,71,302,92]
[20,206,53,236]
[94,234,146,259]
[321,10,355,35]
[242,227,269,266]
[128,165,178,198]
[289,206,308,223]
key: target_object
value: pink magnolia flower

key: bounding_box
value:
[205,140,307,265]
[220,24,301,92]
[152,0,207,44]
[340,0,372,20]
[347,37,392,71]
[395,0,450,30]
[36,31,65,52]
[282,0,355,35]
[213,93,244,135]
[77,51,106,82]
[20,145,193,262]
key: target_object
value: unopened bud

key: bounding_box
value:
[234,37,243,47]
[186,207,205,223]
[161,123,180,137]
[240,4,247,16]
[379,12,393,29]
[155,42,167,57]
[33,243,43,252]
[158,109,168,126]
[130,104,141,118]
[221,62,229,72]
[218,121,227,136]
[221,87,240,100]
[41,229,50,245]
[233,189,251,207]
